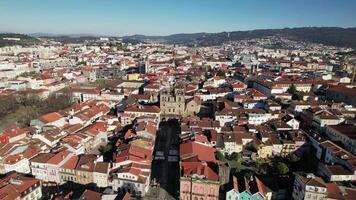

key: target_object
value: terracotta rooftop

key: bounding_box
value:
[30,153,55,163]
[39,112,63,123]
[79,189,102,200]
[94,162,109,174]
[181,162,219,181]
[328,85,356,97]
[180,141,216,163]
[327,124,356,140]
[47,150,71,165]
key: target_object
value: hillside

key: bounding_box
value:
[123,27,356,48]
[0,33,40,47]
[38,35,99,43]
[3,27,356,48]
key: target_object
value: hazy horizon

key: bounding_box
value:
[1,26,355,38]
[1,0,356,36]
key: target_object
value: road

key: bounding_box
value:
[149,119,180,200]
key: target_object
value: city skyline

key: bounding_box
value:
[1,1,356,199]
[1,0,356,36]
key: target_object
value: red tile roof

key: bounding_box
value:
[125,103,160,113]
[39,112,63,123]
[180,141,216,162]
[0,127,30,139]
[61,155,79,169]
[47,150,71,165]
[115,144,152,163]
[328,85,356,97]
[326,183,344,200]
[345,188,356,200]
[1,172,41,199]
[181,162,219,181]
[79,189,101,200]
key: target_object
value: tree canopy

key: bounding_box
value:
[287,84,303,100]
[275,162,289,175]
[216,70,226,78]
[0,93,74,130]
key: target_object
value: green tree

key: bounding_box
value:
[76,61,87,66]
[215,151,226,162]
[287,84,297,95]
[230,152,241,161]
[216,70,226,78]
[287,153,300,163]
[186,75,192,81]
[275,162,289,175]
[287,84,304,100]
[174,60,181,67]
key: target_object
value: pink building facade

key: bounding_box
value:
[180,177,219,200]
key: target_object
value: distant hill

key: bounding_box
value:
[38,35,144,45]
[39,35,99,43]
[123,27,356,48]
[0,33,40,47]
[2,27,356,48]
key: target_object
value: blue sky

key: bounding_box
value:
[0,0,355,36]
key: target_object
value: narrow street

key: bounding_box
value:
[149,119,180,200]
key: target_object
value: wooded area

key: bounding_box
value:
[0,93,73,131]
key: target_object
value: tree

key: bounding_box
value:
[186,75,192,82]
[292,93,303,101]
[0,93,74,131]
[229,152,241,161]
[174,60,181,67]
[216,70,226,78]
[15,106,39,128]
[17,93,41,107]
[76,61,87,66]
[287,153,300,163]
[287,84,303,100]
[215,151,226,162]
[99,144,113,155]
[275,162,289,175]
[287,84,297,95]
[0,95,17,118]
